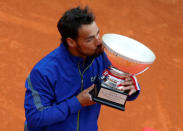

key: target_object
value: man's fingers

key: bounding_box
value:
[118,85,134,91]
[118,86,125,90]
[122,81,133,86]
[118,85,136,96]
[86,84,95,91]
[86,85,95,101]
[88,94,93,101]
[129,89,136,96]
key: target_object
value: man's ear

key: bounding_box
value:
[66,38,76,48]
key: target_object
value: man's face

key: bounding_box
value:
[75,21,104,58]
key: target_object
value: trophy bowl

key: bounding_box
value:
[102,33,156,75]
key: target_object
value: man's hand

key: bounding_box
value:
[76,84,96,107]
[118,76,137,96]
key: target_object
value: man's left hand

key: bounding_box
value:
[118,76,137,96]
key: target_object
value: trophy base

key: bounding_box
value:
[92,96,126,111]
[90,84,128,111]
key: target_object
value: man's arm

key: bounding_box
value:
[24,69,82,128]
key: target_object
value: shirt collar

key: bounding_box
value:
[59,43,89,65]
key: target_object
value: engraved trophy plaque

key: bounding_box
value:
[90,33,156,111]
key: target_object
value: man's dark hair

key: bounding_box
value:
[57,6,95,47]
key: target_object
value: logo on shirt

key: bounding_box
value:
[91,76,97,82]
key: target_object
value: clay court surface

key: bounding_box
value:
[0,0,183,130]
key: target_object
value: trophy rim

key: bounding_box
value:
[102,33,156,64]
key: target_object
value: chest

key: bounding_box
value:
[54,61,103,103]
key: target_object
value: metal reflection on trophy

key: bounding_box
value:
[90,33,156,111]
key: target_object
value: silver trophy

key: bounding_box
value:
[90,33,156,111]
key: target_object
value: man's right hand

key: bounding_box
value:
[76,84,96,107]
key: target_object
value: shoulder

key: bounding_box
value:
[34,48,59,70]
[30,44,72,79]
[33,44,68,72]
[29,47,61,81]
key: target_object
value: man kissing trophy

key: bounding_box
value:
[90,33,156,111]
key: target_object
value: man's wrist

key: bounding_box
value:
[66,96,82,114]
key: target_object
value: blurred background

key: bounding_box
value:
[0,0,183,130]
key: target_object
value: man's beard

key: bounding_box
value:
[77,44,104,58]
[92,45,104,58]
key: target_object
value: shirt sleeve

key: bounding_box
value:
[24,68,82,128]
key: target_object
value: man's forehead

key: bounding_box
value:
[78,22,99,38]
